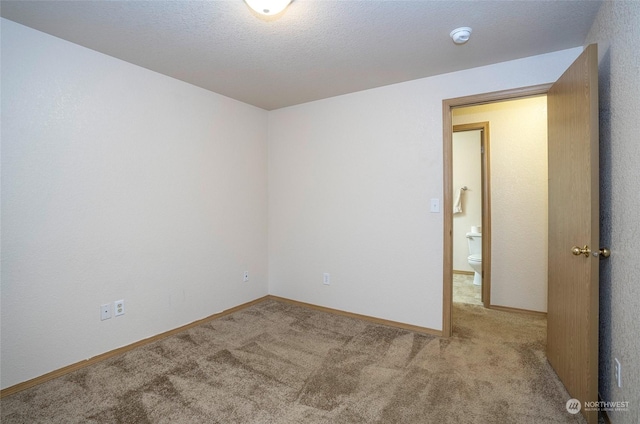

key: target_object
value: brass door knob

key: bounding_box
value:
[571,245,611,258]
[571,245,591,257]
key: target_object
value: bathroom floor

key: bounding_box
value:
[453,272,482,306]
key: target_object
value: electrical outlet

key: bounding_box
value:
[614,358,622,387]
[114,299,125,316]
[100,304,111,321]
[323,273,330,285]
[243,271,249,282]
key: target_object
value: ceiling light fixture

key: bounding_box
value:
[245,0,292,16]
[450,27,472,45]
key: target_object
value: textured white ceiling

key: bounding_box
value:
[1,0,602,110]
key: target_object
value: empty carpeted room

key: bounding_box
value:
[1,1,638,423]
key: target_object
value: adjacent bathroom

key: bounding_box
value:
[451,96,549,313]
[452,128,484,306]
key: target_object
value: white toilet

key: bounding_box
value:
[466,231,482,286]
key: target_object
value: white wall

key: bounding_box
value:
[585,2,640,422]
[268,47,581,330]
[1,19,269,389]
[453,97,548,313]
[452,130,482,272]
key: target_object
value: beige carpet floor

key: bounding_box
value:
[1,298,586,423]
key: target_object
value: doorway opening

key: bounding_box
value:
[442,84,552,337]
[452,123,490,308]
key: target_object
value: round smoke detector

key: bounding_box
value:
[450,27,472,44]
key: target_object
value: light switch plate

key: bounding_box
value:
[430,198,440,213]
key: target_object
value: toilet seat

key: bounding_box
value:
[468,254,481,263]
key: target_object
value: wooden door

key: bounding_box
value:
[547,44,599,424]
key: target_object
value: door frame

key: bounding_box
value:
[442,83,551,337]
[452,122,491,306]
